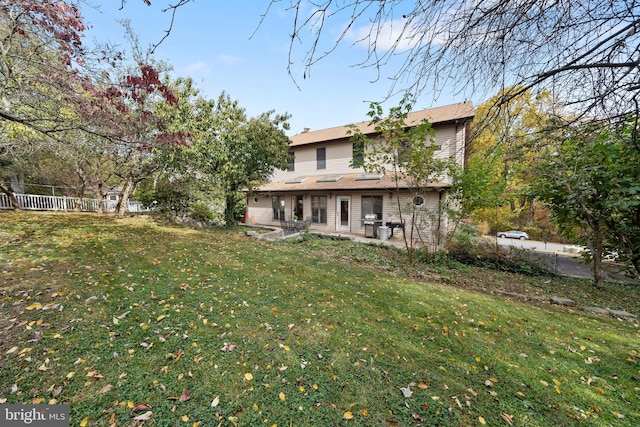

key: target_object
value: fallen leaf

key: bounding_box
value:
[98,384,113,394]
[80,417,89,427]
[479,416,486,425]
[279,392,286,401]
[221,343,237,352]
[131,403,152,412]
[418,382,429,389]
[244,373,254,381]
[211,396,220,407]
[86,370,103,379]
[179,389,191,402]
[400,386,413,398]
[133,411,153,421]
[343,411,353,419]
[500,413,513,425]
[26,303,43,311]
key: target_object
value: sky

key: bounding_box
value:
[80,1,475,136]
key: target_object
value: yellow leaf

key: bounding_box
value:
[6,346,18,354]
[478,416,486,425]
[253,403,259,411]
[26,303,43,311]
[157,315,166,322]
[181,415,189,422]
[360,409,369,416]
[279,392,286,401]
[80,418,89,427]
[32,398,43,404]
[66,371,75,379]
[244,373,254,381]
[161,366,169,374]
[193,422,200,427]
[211,396,220,407]
[343,411,354,420]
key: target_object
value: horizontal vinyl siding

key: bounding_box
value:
[271,140,364,182]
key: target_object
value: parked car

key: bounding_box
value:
[497,230,530,240]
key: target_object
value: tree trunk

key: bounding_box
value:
[96,183,105,214]
[0,181,21,210]
[582,227,605,288]
[117,180,136,218]
[224,193,236,228]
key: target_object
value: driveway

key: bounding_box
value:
[494,237,637,284]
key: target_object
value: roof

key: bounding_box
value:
[290,101,474,147]
[249,172,451,193]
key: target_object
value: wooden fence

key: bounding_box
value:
[0,193,149,213]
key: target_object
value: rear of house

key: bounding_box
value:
[245,102,474,245]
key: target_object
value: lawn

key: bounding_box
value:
[1,212,639,427]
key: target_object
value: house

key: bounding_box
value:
[245,101,474,242]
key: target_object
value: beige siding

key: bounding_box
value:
[271,141,365,182]
[270,121,467,184]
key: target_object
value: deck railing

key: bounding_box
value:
[0,193,149,213]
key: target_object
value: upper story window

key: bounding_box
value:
[352,141,364,168]
[316,147,326,170]
[287,152,295,171]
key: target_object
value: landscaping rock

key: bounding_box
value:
[551,296,575,307]
[581,306,610,316]
[607,309,637,320]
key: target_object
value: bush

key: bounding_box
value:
[444,233,551,276]
[188,202,215,223]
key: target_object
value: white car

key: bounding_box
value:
[497,230,530,240]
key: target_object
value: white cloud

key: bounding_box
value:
[183,61,213,76]
[217,54,243,65]
[347,19,421,52]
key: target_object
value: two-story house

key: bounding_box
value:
[245,101,474,240]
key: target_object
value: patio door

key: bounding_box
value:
[336,195,351,232]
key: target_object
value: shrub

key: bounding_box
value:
[188,202,214,223]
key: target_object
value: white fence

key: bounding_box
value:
[0,193,150,213]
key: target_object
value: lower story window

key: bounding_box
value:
[361,195,383,222]
[272,196,285,220]
[311,196,327,224]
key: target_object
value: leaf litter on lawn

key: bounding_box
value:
[0,212,638,426]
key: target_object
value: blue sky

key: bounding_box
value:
[80,1,472,135]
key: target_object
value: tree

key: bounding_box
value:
[153,81,291,225]
[468,88,559,236]
[269,1,640,126]
[349,98,453,263]
[534,120,640,286]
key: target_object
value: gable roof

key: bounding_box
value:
[290,101,474,147]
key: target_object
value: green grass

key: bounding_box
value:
[1,212,639,427]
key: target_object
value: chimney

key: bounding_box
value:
[303,127,310,133]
